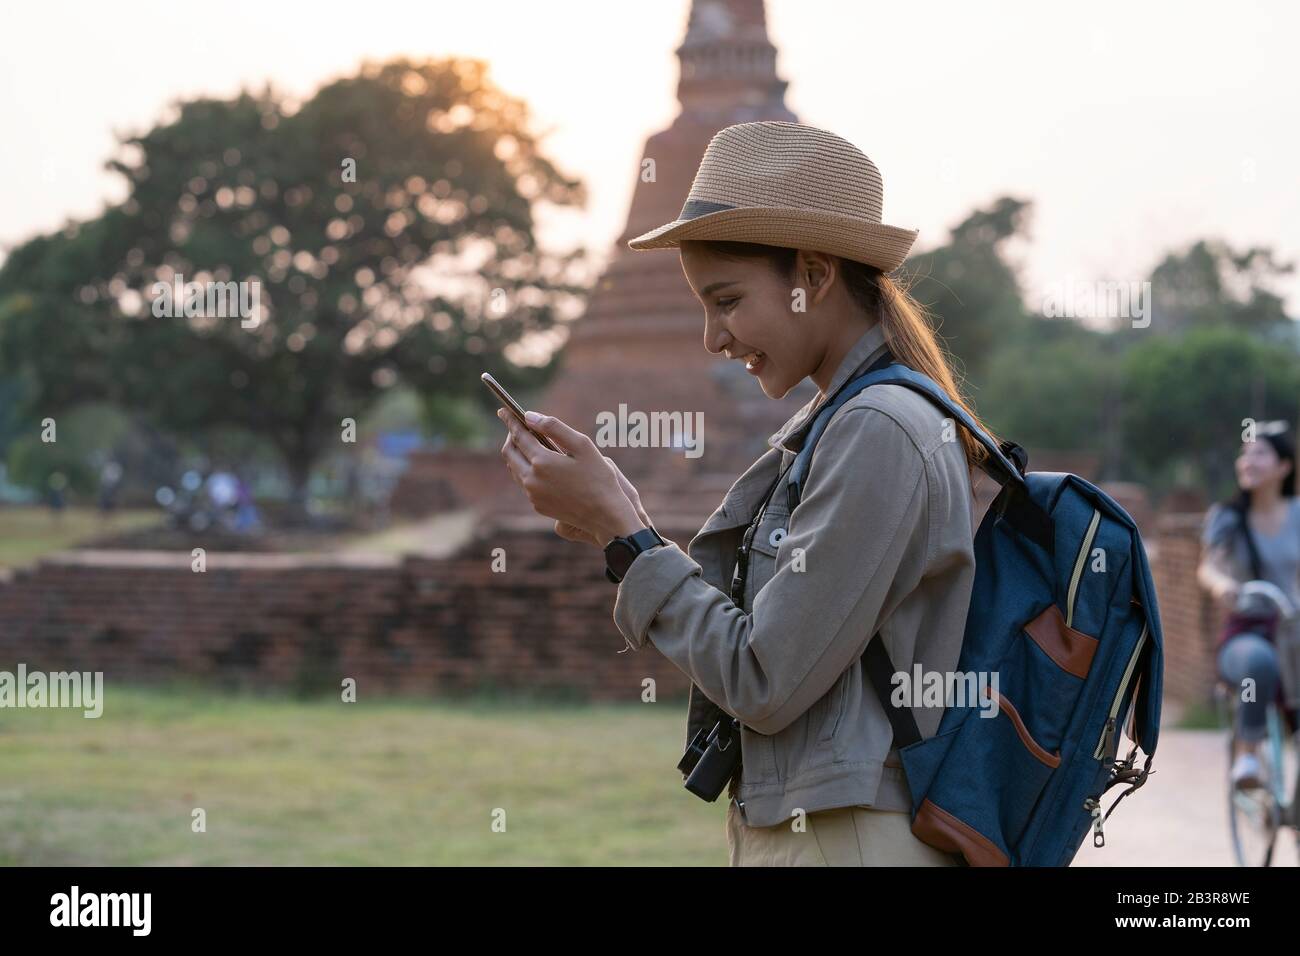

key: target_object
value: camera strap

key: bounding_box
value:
[728,466,787,606]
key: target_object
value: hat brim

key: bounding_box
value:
[627,206,918,273]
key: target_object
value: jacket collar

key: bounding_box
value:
[766,322,891,454]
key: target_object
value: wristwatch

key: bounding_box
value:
[604,527,666,584]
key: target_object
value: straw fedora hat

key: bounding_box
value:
[628,121,917,273]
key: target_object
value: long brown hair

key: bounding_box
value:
[685,239,997,471]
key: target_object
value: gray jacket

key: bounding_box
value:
[613,322,979,827]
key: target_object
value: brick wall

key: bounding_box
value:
[0,517,695,704]
[0,509,1226,708]
[1149,513,1223,707]
[389,448,519,517]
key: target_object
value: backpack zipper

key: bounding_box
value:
[1093,620,1149,760]
[1066,508,1101,628]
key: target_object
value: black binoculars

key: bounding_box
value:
[677,716,742,801]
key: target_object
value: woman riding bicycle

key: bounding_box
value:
[1197,421,1300,789]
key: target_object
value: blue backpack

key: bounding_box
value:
[786,357,1163,867]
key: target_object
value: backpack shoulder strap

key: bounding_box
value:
[787,363,1026,509]
[864,635,921,749]
[785,362,1054,553]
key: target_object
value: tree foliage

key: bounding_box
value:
[0,58,586,507]
[1148,239,1295,334]
[1119,324,1300,496]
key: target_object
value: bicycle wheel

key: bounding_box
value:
[1228,707,1282,867]
[1290,742,1300,860]
[1230,773,1281,865]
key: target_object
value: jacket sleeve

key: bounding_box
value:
[612,405,930,736]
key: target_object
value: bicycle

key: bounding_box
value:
[1214,580,1300,866]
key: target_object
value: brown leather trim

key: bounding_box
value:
[912,798,1009,867]
[982,687,1061,768]
[1023,604,1098,679]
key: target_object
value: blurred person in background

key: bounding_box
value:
[1198,422,1300,789]
[98,460,123,515]
[46,471,68,520]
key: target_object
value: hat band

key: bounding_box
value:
[679,198,736,220]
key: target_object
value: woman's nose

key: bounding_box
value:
[703,318,731,356]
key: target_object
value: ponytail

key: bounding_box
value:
[870,272,994,471]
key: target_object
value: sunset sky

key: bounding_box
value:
[3,0,1298,313]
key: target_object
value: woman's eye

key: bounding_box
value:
[717,297,739,311]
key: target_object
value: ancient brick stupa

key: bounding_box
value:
[406,0,815,530]
[536,0,815,526]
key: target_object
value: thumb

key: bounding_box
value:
[525,411,593,456]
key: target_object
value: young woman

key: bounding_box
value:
[1197,423,1300,788]
[496,122,994,865]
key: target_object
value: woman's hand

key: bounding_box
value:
[497,408,651,547]
[552,456,655,546]
[1198,546,1243,611]
[1217,580,1242,610]
[601,452,654,531]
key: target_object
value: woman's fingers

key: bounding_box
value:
[499,430,530,483]
[525,411,595,459]
[496,407,638,539]
[497,409,549,463]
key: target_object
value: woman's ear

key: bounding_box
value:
[795,250,837,308]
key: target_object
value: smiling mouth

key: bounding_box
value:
[740,350,765,372]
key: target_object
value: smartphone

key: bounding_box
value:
[481,372,566,454]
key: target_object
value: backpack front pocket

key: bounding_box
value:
[994,603,1099,753]
[908,604,1100,863]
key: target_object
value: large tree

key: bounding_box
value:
[0,58,586,513]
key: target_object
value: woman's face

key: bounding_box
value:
[679,243,814,400]
[1236,439,1291,493]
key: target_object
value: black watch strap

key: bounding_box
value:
[604,527,666,583]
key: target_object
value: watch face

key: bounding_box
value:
[605,540,636,581]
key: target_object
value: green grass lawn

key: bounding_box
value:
[0,507,159,569]
[0,686,728,866]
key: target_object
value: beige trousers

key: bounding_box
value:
[725,799,963,867]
